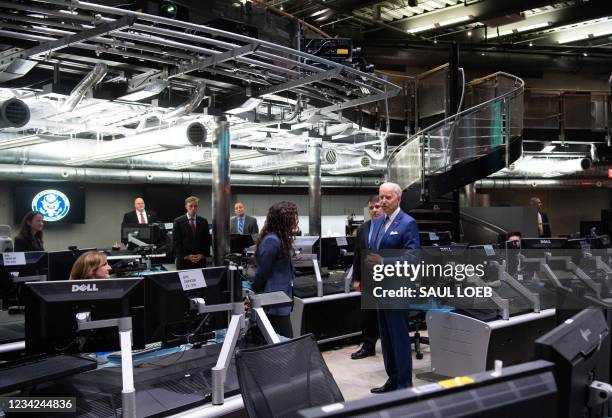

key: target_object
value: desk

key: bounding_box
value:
[33,344,241,417]
[0,310,24,354]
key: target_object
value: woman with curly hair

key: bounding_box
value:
[253,201,298,338]
[14,211,45,252]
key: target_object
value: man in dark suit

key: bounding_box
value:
[230,202,259,235]
[350,195,383,360]
[530,197,551,238]
[367,182,420,393]
[121,197,158,246]
[173,196,211,270]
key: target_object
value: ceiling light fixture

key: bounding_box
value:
[499,21,550,37]
[408,15,471,33]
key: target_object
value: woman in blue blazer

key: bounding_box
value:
[253,201,298,338]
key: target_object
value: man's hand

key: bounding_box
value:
[366,253,383,271]
[353,280,361,291]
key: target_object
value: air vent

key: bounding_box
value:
[187,122,207,145]
[0,98,30,128]
[324,149,338,164]
[360,156,371,167]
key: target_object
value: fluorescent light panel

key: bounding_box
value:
[407,15,471,33]
[496,21,550,37]
[557,21,612,44]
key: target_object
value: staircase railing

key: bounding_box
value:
[388,72,525,199]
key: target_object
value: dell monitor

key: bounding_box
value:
[47,248,96,281]
[521,238,568,250]
[0,251,47,308]
[24,278,145,355]
[144,266,230,347]
[535,308,611,418]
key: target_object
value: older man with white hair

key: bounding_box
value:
[367,182,420,393]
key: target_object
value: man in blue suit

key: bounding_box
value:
[367,182,420,393]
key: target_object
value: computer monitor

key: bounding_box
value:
[298,360,557,418]
[121,224,165,245]
[0,251,48,308]
[24,278,145,355]
[521,238,567,250]
[419,231,452,247]
[143,266,230,347]
[293,236,320,255]
[535,308,611,418]
[230,233,256,255]
[47,248,96,281]
[318,236,355,269]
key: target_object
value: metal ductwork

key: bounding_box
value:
[476,179,611,189]
[0,163,383,187]
[162,82,207,121]
[186,122,207,146]
[60,63,108,113]
[0,98,30,128]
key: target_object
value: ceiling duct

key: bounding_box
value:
[60,63,108,113]
[0,163,383,188]
[0,98,30,128]
[476,179,610,189]
[162,82,207,121]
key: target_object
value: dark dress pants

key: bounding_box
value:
[377,308,413,389]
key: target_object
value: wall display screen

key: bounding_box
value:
[14,184,86,224]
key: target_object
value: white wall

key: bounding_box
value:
[0,183,373,250]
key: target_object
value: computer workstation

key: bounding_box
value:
[0,264,291,417]
[290,236,362,344]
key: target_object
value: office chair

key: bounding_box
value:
[235,334,344,418]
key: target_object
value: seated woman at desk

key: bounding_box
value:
[69,251,112,280]
[253,201,298,338]
[14,211,45,252]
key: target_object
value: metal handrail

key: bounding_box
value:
[389,71,524,165]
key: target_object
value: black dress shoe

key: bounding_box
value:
[351,345,375,360]
[370,384,396,394]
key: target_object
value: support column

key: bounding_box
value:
[212,116,230,266]
[308,140,322,238]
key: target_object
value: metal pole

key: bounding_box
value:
[308,139,321,238]
[504,98,510,168]
[212,116,230,266]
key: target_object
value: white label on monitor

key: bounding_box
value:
[3,252,26,266]
[178,269,207,291]
[335,236,348,246]
[483,245,495,257]
[429,232,439,241]
[164,223,174,230]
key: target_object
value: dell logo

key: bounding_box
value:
[71,284,99,292]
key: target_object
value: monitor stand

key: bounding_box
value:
[76,314,136,418]
[190,264,292,405]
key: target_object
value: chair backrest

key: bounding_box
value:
[235,334,344,418]
[0,225,11,238]
[0,237,13,252]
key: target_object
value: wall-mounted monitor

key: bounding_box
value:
[14,184,85,224]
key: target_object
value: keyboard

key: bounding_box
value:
[0,354,97,393]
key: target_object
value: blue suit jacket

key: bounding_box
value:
[254,233,293,316]
[369,209,420,251]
